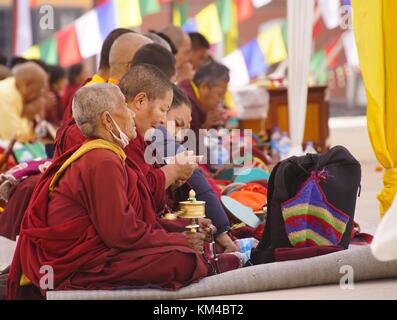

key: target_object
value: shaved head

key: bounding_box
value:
[160,25,185,49]
[12,62,48,103]
[109,33,152,80]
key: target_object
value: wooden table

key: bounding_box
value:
[239,86,330,152]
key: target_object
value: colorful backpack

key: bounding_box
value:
[250,146,361,264]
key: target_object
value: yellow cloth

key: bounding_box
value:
[20,139,126,286]
[352,0,397,217]
[191,81,200,99]
[49,139,126,192]
[0,78,33,142]
[85,74,106,86]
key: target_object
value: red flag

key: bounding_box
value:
[324,35,343,69]
[236,0,253,22]
[312,1,324,38]
[56,25,83,67]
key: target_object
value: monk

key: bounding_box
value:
[0,62,47,142]
[179,62,229,153]
[161,25,193,82]
[6,83,209,300]
[189,32,211,71]
[61,28,136,124]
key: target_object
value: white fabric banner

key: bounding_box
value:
[14,0,33,56]
[253,0,272,9]
[371,195,397,262]
[222,50,250,90]
[287,0,315,155]
[75,10,103,59]
[318,0,341,30]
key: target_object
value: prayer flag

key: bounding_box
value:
[224,0,239,55]
[235,0,253,22]
[56,25,82,67]
[114,0,142,28]
[257,25,288,65]
[216,0,232,33]
[253,0,272,9]
[22,45,40,60]
[139,0,160,16]
[311,49,328,84]
[222,50,250,90]
[13,0,33,55]
[173,1,188,27]
[96,0,118,39]
[182,19,198,33]
[241,39,268,78]
[75,10,103,59]
[318,0,341,30]
[39,36,58,64]
[195,3,223,45]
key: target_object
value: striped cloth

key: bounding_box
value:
[281,176,350,248]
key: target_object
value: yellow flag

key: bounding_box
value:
[224,0,239,55]
[196,3,223,45]
[115,0,142,28]
[257,25,288,65]
[22,46,40,60]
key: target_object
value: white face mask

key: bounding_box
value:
[106,112,130,149]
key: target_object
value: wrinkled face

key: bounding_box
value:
[110,92,137,140]
[166,103,192,142]
[199,80,228,111]
[176,34,192,68]
[128,90,173,136]
[190,48,210,71]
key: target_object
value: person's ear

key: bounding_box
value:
[101,112,113,132]
[133,92,148,110]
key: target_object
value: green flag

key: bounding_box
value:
[39,36,58,65]
[139,0,160,16]
[280,19,288,50]
[217,0,232,34]
[173,1,188,27]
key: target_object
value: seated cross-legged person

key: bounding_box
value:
[6,83,209,300]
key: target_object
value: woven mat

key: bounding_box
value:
[47,246,397,300]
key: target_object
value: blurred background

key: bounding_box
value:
[0,0,366,118]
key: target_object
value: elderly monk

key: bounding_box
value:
[0,62,47,142]
[179,62,229,152]
[6,83,209,300]
[161,25,193,82]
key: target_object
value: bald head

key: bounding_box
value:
[109,33,152,80]
[160,25,185,48]
[13,62,48,103]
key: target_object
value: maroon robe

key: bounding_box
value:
[7,145,209,299]
[54,122,166,213]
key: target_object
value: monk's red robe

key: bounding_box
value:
[6,144,209,300]
[54,122,166,213]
